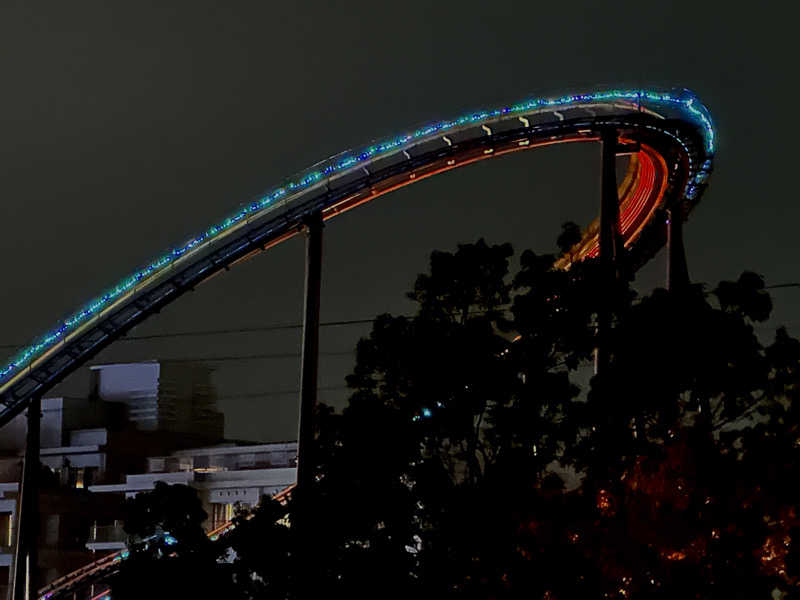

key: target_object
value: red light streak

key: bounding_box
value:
[584,143,666,261]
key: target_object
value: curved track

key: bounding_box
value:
[16,86,715,599]
[0,87,714,428]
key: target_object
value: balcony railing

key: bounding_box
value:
[148,454,297,474]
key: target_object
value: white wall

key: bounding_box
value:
[92,362,160,401]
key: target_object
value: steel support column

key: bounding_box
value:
[11,395,41,600]
[296,211,323,502]
[595,128,621,373]
[667,207,690,291]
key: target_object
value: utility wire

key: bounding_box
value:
[117,318,380,341]
[150,350,353,364]
[3,285,798,353]
[0,317,385,352]
[219,386,348,400]
[0,308,509,352]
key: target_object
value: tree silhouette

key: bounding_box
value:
[113,229,800,599]
[110,482,235,599]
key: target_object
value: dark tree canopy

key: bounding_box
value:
[111,482,234,599]
[112,229,800,599]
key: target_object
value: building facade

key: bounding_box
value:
[0,360,284,596]
[86,441,297,551]
[89,361,224,439]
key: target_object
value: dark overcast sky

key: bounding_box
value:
[0,1,796,441]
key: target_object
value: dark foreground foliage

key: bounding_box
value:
[113,231,800,599]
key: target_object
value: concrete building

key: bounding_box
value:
[0,397,123,594]
[86,441,297,551]
[0,481,124,597]
[0,360,232,595]
[89,361,224,439]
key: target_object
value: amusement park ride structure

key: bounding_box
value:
[0,86,714,599]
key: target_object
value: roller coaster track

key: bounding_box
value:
[38,485,295,600]
[0,87,714,429]
[0,86,713,598]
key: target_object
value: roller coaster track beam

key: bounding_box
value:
[11,395,40,600]
[0,88,715,430]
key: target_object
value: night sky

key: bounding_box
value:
[0,1,795,442]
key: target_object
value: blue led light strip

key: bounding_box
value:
[1,87,714,385]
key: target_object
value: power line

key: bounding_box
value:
[3,292,797,355]
[0,307,510,353]
[0,317,385,352]
[219,385,348,400]
[151,350,353,364]
[4,284,799,354]
[119,318,381,341]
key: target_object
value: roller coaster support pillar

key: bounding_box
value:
[11,395,41,600]
[595,127,621,373]
[296,211,323,506]
[667,207,690,291]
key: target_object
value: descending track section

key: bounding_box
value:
[37,485,295,600]
[0,87,715,427]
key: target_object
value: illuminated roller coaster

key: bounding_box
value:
[0,86,713,598]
